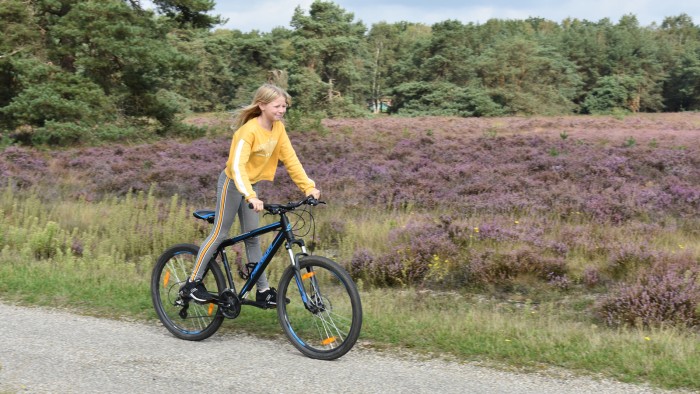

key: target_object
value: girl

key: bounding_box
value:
[180,84,320,305]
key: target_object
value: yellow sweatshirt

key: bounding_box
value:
[224,118,315,201]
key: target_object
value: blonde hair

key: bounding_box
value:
[232,84,292,129]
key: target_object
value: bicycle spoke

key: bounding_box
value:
[313,311,346,348]
[278,256,362,360]
[151,244,225,341]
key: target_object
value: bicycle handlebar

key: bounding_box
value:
[248,196,325,214]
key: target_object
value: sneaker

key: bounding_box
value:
[179,279,214,303]
[256,287,289,306]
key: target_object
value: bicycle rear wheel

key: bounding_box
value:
[151,243,225,341]
[277,256,362,360]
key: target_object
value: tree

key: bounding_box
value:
[660,13,699,46]
[289,0,369,116]
[419,20,475,84]
[1,60,116,125]
[367,21,431,113]
[475,36,582,115]
[0,0,42,110]
[582,74,644,113]
[557,18,609,103]
[602,15,665,112]
[375,22,432,96]
[663,45,700,111]
[1,0,199,144]
[166,28,292,112]
[47,0,195,126]
[390,81,502,117]
[148,0,224,29]
[659,14,700,111]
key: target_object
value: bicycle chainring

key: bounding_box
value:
[219,289,241,319]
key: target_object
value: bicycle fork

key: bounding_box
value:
[287,245,325,314]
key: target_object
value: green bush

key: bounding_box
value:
[31,121,159,146]
[0,64,117,128]
[152,89,191,127]
[93,123,149,142]
[162,121,206,139]
[286,110,328,134]
[32,121,93,146]
[29,221,62,260]
[390,81,504,117]
[582,75,642,114]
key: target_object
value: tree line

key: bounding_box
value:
[1,0,699,146]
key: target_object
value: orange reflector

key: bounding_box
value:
[321,337,337,345]
[208,303,214,316]
[163,271,170,287]
[302,272,315,280]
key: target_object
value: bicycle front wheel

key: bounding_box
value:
[277,256,362,360]
[151,243,225,341]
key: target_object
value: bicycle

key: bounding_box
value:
[150,196,362,360]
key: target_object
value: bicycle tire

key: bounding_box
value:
[277,256,362,360]
[151,243,225,341]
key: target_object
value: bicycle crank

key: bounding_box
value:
[219,289,241,319]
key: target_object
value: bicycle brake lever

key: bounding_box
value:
[309,199,326,206]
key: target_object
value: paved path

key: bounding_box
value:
[0,302,682,393]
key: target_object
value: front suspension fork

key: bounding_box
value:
[287,244,323,313]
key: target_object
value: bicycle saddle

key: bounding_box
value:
[193,210,215,223]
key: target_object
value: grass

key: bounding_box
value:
[0,187,699,391]
[360,289,699,388]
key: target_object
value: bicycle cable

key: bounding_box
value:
[290,205,315,238]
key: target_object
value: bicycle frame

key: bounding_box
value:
[214,211,311,306]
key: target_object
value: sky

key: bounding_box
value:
[199,0,700,32]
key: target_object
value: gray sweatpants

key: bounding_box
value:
[190,170,269,290]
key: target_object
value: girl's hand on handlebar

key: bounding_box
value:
[248,197,264,212]
[308,188,321,200]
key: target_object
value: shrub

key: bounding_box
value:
[349,248,374,281]
[286,110,328,134]
[582,266,602,288]
[317,219,345,248]
[0,145,46,188]
[93,123,151,142]
[389,81,503,117]
[606,243,658,280]
[162,121,207,139]
[348,218,459,287]
[547,272,572,290]
[132,90,191,131]
[32,121,93,146]
[582,75,642,114]
[348,248,397,287]
[467,247,567,287]
[2,116,699,222]
[596,255,700,328]
[29,221,62,259]
[0,65,117,130]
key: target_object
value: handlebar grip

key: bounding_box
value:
[249,202,271,210]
